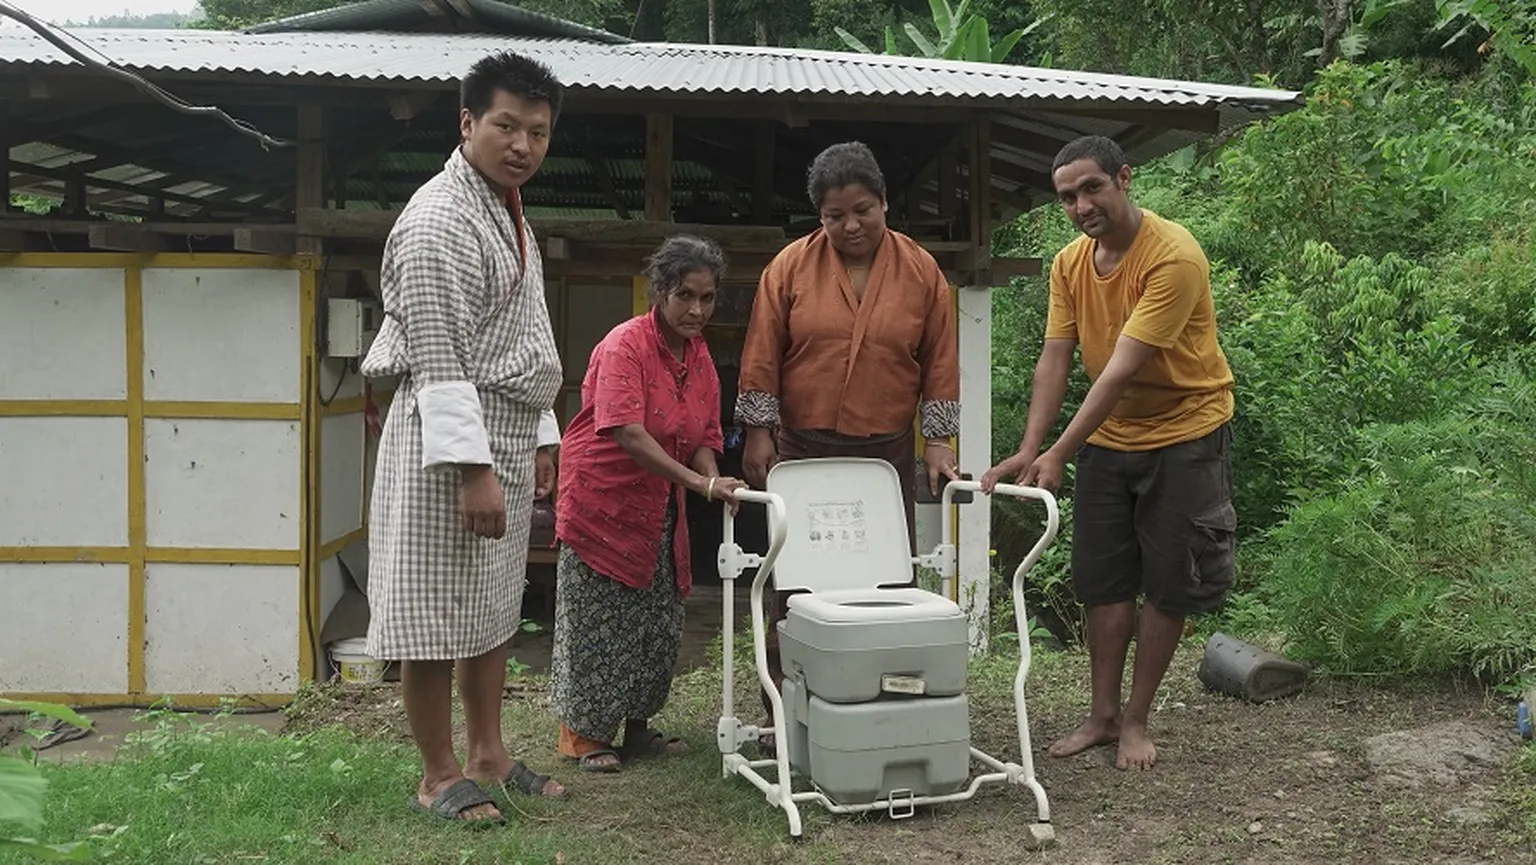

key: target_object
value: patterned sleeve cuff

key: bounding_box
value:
[734,390,780,429]
[920,400,961,440]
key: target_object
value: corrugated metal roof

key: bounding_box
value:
[0,28,1300,114]
[246,0,632,45]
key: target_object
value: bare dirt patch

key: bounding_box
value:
[283,637,1535,865]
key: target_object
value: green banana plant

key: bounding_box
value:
[836,0,1049,63]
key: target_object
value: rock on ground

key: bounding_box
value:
[1363,719,1518,790]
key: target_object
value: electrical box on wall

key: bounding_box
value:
[326,297,381,358]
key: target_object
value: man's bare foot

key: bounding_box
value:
[1115,722,1157,771]
[1048,715,1120,758]
[418,776,503,822]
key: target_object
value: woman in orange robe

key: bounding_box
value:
[735,141,961,743]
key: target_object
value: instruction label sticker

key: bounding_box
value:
[805,500,869,553]
[882,674,926,695]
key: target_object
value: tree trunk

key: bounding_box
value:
[1318,0,1354,66]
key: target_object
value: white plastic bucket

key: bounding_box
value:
[329,637,385,685]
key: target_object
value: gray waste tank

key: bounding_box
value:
[776,603,970,703]
[782,677,971,805]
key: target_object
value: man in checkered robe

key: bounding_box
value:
[359,51,569,823]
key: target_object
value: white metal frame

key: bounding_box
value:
[716,475,1060,843]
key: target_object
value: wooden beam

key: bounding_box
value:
[956,249,1040,280]
[297,207,787,245]
[1029,106,1220,135]
[233,227,295,255]
[64,174,86,216]
[10,160,270,214]
[1115,123,1167,155]
[966,119,993,287]
[644,113,673,222]
[990,183,1034,217]
[990,120,1072,161]
[89,224,164,252]
[988,152,1056,194]
[545,236,571,260]
[1,101,10,214]
[8,106,144,145]
[0,228,46,251]
[296,104,326,256]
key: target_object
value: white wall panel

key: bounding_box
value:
[143,563,299,694]
[144,418,300,549]
[0,563,129,693]
[0,417,128,547]
[957,286,993,654]
[320,412,364,545]
[141,268,300,403]
[0,267,127,400]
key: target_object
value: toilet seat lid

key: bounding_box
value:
[785,587,963,624]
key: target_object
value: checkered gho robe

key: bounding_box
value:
[360,146,563,661]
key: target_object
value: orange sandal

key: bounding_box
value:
[559,723,622,773]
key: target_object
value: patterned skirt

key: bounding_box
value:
[549,499,685,744]
[365,383,538,661]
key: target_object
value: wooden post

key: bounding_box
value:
[939,134,959,226]
[966,120,992,287]
[296,104,326,256]
[64,174,86,217]
[752,120,776,224]
[371,156,389,210]
[644,113,673,223]
[1,101,10,213]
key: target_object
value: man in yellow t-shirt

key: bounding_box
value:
[982,135,1236,772]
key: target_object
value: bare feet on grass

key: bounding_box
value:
[1115,721,1157,771]
[1048,715,1120,758]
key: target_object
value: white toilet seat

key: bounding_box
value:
[785,587,963,624]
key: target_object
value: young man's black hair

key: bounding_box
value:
[1051,134,1129,178]
[460,51,563,125]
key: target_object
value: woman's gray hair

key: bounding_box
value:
[806,141,886,209]
[643,234,728,304]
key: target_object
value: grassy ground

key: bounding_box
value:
[4,640,1534,865]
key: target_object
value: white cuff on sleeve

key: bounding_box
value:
[416,381,492,470]
[536,408,562,449]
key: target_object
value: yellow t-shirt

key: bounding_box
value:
[1044,209,1234,452]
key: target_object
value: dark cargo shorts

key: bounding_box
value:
[1070,422,1236,615]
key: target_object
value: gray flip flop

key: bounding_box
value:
[408,778,506,826]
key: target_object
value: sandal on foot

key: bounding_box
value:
[577,748,622,773]
[408,778,506,826]
[620,728,684,761]
[500,760,568,797]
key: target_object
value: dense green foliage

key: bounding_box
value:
[992,54,1536,687]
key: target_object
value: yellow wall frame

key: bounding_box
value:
[0,252,322,709]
